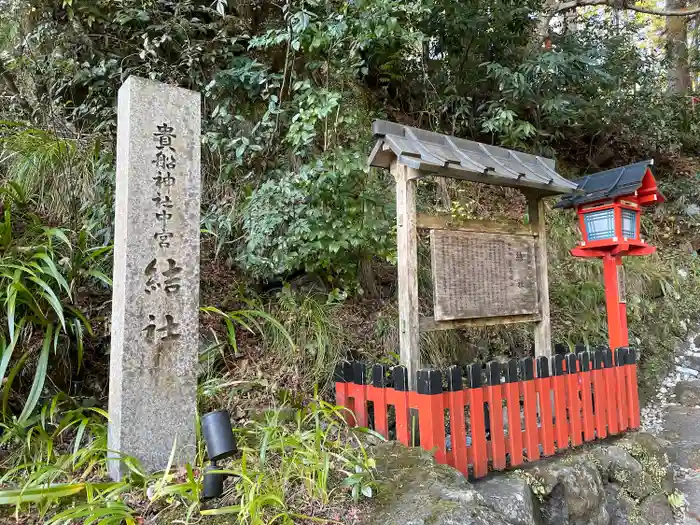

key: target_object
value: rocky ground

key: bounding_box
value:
[641,334,700,524]
[361,432,676,525]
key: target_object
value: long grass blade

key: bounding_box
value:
[28,276,66,330]
[72,319,84,370]
[85,269,113,288]
[1,349,29,419]
[18,325,53,423]
[6,285,16,342]
[0,483,86,505]
[34,252,71,297]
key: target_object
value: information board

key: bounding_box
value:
[430,230,538,321]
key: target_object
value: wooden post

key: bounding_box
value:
[392,161,420,390]
[527,194,552,358]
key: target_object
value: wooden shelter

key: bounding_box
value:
[369,120,578,388]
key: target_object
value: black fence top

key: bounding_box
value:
[556,160,660,209]
[334,347,635,392]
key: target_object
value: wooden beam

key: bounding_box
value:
[398,162,568,197]
[417,214,536,237]
[526,194,552,358]
[392,161,421,390]
[419,314,542,333]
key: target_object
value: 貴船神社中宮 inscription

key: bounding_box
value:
[108,77,201,480]
[430,230,538,321]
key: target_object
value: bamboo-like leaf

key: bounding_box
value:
[6,285,16,342]
[28,276,66,330]
[86,406,109,420]
[73,318,84,370]
[18,325,53,423]
[1,349,28,418]
[85,245,113,260]
[34,252,71,297]
[11,281,45,319]
[0,483,86,505]
[200,506,243,516]
[0,263,38,278]
[0,335,9,392]
[72,419,88,465]
[66,305,94,336]
[85,268,112,287]
[42,227,71,249]
[153,438,178,499]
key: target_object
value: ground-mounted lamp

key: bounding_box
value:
[201,410,237,500]
[556,160,664,351]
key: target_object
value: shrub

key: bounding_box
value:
[241,149,394,289]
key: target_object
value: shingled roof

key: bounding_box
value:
[368,120,578,196]
[556,160,664,209]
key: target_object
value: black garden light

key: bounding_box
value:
[201,410,238,500]
[202,463,226,500]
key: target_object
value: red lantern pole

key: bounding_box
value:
[602,254,628,352]
[616,257,629,348]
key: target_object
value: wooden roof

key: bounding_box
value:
[368,120,578,196]
[556,160,665,209]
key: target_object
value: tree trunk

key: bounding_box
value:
[666,0,692,94]
[358,256,379,298]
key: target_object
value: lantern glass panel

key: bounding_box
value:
[583,209,615,241]
[622,209,637,239]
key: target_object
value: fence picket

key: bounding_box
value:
[333,348,640,480]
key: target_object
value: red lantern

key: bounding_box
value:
[557,160,664,351]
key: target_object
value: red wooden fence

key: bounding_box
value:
[334,347,640,478]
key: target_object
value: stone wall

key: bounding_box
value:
[363,433,676,525]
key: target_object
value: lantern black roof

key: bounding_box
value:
[556,160,661,209]
[368,120,578,196]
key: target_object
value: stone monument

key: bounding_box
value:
[108,76,201,480]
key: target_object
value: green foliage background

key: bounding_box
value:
[3,0,700,522]
[0,0,699,460]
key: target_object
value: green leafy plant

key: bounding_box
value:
[241,149,394,288]
[0,395,378,525]
[668,490,685,510]
[0,121,99,226]
[0,184,111,421]
[268,286,344,389]
[0,394,108,482]
[201,305,294,356]
[201,398,379,524]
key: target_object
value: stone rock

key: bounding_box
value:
[675,380,700,406]
[694,334,700,348]
[364,436,674,525]
[616,432,674,494]
[685,204,700,217]
[473,475,539,525]
[108,76,201,480]
[530,462,610,525]
[676,366,699,377]
[679,353,700,372]
[365,442,510,525]
[605,483,648,525]
[688,449,700,470]
[589,446,652,500]
[639,493,674,525]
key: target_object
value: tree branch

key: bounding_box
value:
[536,1,700,46]
[552,0,700,17]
